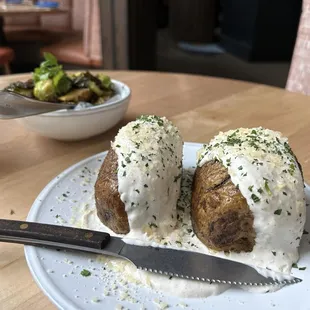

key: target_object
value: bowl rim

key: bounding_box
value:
[37,79,131,117]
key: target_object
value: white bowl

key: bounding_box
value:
[17,80,131,141]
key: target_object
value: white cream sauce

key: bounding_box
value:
[82,168,230,298]
[112,115,183,237]
[79,126,306,298]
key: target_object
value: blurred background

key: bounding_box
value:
[0,0,302,88]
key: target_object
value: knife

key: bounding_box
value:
[0,219,301,286]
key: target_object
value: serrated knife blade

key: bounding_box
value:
[0,220,301,286]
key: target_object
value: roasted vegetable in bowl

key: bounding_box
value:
[4,53,116,105]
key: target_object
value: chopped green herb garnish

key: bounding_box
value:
[257,188,263,194]
[81,269,91,277]
[272,251,277,256]
[174,173,182,183]
[264,179,272,195]
[299,267,307,271]
[251,194,260,203]
[248,185,254,192]
[274,209,282,215]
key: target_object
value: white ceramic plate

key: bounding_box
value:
[25,142,310,310]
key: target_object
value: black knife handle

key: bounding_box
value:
[0,219,110,250]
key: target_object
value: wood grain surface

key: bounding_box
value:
[1,71,310,309]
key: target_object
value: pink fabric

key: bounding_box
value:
[71,0,85,31]
[286,1,310,94]
[83,0,92,56]
[83,0,102,63]
[88,0,102,62]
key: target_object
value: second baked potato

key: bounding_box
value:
[191,160,256,252]
[191,127,306,261]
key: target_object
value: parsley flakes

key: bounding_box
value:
[274,209,282,215]
[80,269,91,277]
[251,194,260,203]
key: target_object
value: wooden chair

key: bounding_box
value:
[0,47,14,74]
[286,1,310,95]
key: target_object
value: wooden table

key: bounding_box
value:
[0,71,310,309]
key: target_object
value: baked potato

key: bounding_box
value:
[94,115,183,235]
[191,160,256,252]
[191,127,306,261]
[95,148,129,234]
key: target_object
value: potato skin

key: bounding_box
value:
[94,148,130,234]
[191,160,256,253]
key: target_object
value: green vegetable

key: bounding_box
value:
[59,88,92,103]
[89,81,104,96]
[11,87,33,97]
[33,52,72,98]
[97,73,112,89]
[33,52,63,83]
[5,80,34,98]
[6,53,115,104]
[80,269,91,277]
[33,80,57,102]
[53,71,72,96]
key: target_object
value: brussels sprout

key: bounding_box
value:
[59,88,92,103]
[89,81,104,96]
[5,80,34,98]
[53,71,72,96]
[97,74,111,89]
[33,79,57,102]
